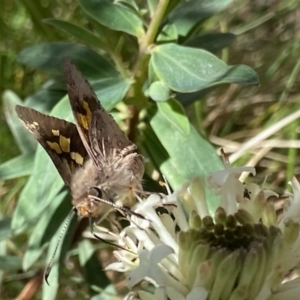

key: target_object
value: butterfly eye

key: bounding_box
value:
[89,187,103,198]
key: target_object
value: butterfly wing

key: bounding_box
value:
[63,59,134,168]
[15,105,89,186]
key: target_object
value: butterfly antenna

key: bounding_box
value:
[88,194,145,220]
[88,216,135,253]
[44,208,76,285]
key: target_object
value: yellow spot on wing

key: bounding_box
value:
[77,100,92,130]
[77,113,89,130]
[59,135,70,152]
[28,122,38,130]
[70,152,84,165]
[46,141,62,153]
[52,129,59,136]
[83,100,91,119]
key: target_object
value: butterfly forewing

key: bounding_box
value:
[15,105,88,186]
[64,59,134,168]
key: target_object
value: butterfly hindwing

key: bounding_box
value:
[15,105,88,186]
[63,59,134,167]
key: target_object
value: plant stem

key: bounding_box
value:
[127,0,170,139]
[132,0,170,87]
[140,0,170,52]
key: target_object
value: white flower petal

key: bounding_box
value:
[219,174,244,214]
[127,245,174,288]
[159,213,177,240]
[188,177,209,219]
[280,177,300,225]
[104,261,124,272]
[207,166,256,191]
[108,163,300,300]
[137,291,157,300]
[165,287,186,300]
[269,277,300,300]
[186,287,208,300]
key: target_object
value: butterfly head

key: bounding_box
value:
[73,183,137,219]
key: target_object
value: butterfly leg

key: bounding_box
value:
[120,144,137,157]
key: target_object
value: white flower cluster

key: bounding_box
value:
[105,163,300,300]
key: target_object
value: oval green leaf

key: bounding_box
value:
[0,154,34,180]
[167,0,233,36]
[24,85,66,113]
[78,0,144,37]
[151,43,259,93]
[144,107,223,213]
[44,19,104,48]
[185,33,236,52]
[0,256,23,270]
[18,42,117,78]
[93,77,131,110]
[0,219,12,241]
[78,240,110,292]
[157,24,178,43]
[157,99,190,136]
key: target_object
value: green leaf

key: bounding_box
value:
[176,88,212,106]
[185,33,236,52]
[151,43,259,93]
[49,78,131,113]
[93,78,131,110]
[149,81,171,102]
[24,84,66,113]
[145,107,223,212]
[167,0,233,36]
[0,218,12,241]
[157,24,178,43]
[18,42,131,110]
[157,99,190,136]
[148,58,159,85]
[0,153,34,180]
[43,19,104,48]
[78,240,110,294]
[18,42,117,78]
[78,0,144,37]
[2,90,37,153]
[0,238,5,285]
[223,65,260,85]
[0,256,23,270]
[23,191,69,271]
[147,0,158,17]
